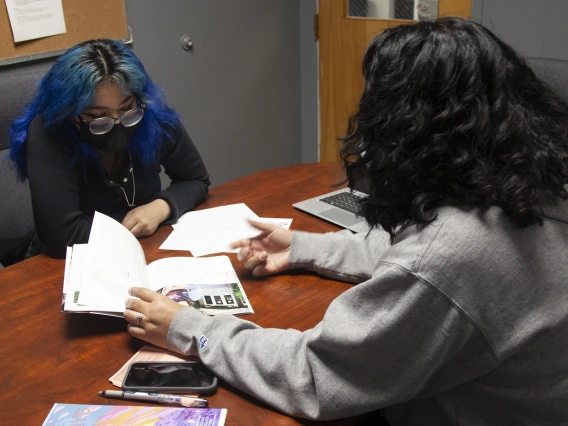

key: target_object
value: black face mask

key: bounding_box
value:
[79,121,138,153]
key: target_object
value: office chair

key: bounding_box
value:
[527,57,568,103]
[0,62,49,267]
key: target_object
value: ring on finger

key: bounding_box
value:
[136,312,143,326]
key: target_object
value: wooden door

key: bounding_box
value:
[318,0,472,162]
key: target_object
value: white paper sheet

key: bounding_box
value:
[5,0,66,43]
[62,245,95,312]
[160,203,293,256]
[160,203,260,256]
[77,211,150,312]
[145,256,236,287]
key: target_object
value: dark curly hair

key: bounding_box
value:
[341,17,568,241]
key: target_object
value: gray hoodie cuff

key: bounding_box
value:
[167,307,212,356]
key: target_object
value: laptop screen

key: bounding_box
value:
[348,167,371,195]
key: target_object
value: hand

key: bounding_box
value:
[125,287,185,349]
[122,199,171,237]
[230,219,293,277]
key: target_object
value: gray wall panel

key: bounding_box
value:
[127,0,302,187]
[473,0,568,61]
[541,0,568,60]
[480,0,546,57]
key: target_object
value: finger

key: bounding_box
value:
[252,265,270,278]
[244,252,267,270]
[121,212,137,230]
[124,309,145,327]
[139,225,157,238]
[247,218,280,233]
[129,287,159,302]
[125,297,146,314]
[127,323,147,338]
[230,238,251,250]
[128,222,145,237]
[236,246,251,262]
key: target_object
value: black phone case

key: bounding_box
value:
[121,361,218,394]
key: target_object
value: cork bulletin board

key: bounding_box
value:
[0,0,131,65]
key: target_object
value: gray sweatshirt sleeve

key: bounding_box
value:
[167,263,498,420]
[289,229,392,283]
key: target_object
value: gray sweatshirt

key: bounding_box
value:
[167,203,568,425]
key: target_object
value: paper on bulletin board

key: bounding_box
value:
[5,0,66,43]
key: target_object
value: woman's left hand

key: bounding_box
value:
[122,199,171,237]
[125,287,185,349]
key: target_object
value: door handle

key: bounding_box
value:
[180,34,193,51]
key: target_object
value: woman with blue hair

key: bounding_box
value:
[10,39,210,259]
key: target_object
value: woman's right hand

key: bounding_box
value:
[230,219,293,277]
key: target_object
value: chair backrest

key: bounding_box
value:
[527,57,568,103]
[0,61,50,266]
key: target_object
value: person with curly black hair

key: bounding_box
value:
[341,17,568,240]
[123,18,568,425]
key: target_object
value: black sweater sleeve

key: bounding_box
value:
[152,123,210,223]
[26,118,93,258]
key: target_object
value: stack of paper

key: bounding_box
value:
[159,203,292,256]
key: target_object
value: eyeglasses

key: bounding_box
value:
[80,104,146,135]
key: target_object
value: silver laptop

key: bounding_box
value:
[293,187,370,233]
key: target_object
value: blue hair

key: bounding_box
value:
[9,39,180,179]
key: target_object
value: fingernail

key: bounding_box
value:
[259,252,267,261]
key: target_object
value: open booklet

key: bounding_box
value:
[62,211,253,317]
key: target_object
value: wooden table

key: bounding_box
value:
[0,162,360,425]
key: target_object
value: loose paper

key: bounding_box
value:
[5,0,66,43]
[160,203,292,256]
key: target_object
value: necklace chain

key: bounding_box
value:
[118,166,136,207]
[110,151,135,207]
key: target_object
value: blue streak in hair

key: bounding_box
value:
[9,39,180,180]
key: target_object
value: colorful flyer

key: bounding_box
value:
[42,403,227,426]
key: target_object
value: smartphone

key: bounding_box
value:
[122,361,218,394]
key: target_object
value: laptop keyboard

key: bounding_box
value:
[320,192,364,214]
